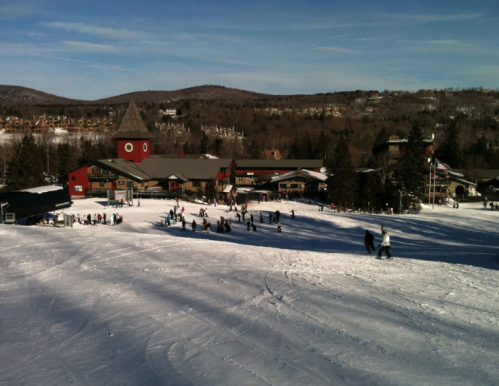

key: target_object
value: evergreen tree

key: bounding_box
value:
[287,137,300,159]
[298,131,313,159]
[373,127,390,147]
[326,136,357,208]
[248,140,261,159]
[466,135,493,165]
[56,142,79,186]
[204,179,218,202]
[437,120,462,168]
[199,132,209,154]
[399,122,428,200]
[77,139,100,167]
[5,133,45,191]
[212,138,223,157]
[314,130,331,160]
[355,172,384,210]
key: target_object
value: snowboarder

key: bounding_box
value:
[260,212,264,223]
[277,221,282,233]
[275,210,280,222]
[364,230,375,254]
[291,210,295,219]
[376,227,392,260]
[192,219,197,232]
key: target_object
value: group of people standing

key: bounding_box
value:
[483,198,499,211]
[74,213,122,226]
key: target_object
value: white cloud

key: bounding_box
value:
[313,46,361,54]
[62,40,122,53]
[379,12,485,24]
[40,22,153,40]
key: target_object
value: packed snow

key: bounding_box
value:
[1,197,498,386]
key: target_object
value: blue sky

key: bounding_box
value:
[0,0,498,100]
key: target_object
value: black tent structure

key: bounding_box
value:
[0,185,72,225]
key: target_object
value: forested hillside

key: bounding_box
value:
[1,86,499,169]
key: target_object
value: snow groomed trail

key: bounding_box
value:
[0,198,498,385]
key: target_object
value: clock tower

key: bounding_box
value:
[113,101,152,163]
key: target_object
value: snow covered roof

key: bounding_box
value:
[270,169,327,183]
[21,185,64,194]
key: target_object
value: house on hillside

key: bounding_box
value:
[261,149,282,160]
[372,135,435,162]
[266,168,327,195]
[233,159,323,187]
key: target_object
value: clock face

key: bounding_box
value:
[124,142,134,153]
[143,143,148,152]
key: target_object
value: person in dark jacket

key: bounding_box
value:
[364,230,375,254]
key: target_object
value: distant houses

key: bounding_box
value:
[0,115,116,133]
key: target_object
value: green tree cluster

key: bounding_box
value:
[5,134,45,191]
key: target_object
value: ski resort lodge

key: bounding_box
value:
[68,102,324,202]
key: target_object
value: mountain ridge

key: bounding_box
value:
[0,85,273,105]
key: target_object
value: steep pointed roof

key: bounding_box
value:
[112,101,152,139]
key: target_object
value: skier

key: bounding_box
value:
[364,230,375,254]
[376,227,392,260]
[291,210,295,219]
[277,221,282,233]
[192,219,197,232]
[203,218,210,233]
[260,212,264,223]
[182,217,186,230]
[275,210,280,222]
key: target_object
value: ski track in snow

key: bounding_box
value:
[1,198,499,385]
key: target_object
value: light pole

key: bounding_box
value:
[428,157,432,205]
[0,202,8,224]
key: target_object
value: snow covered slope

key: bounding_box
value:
[0,198,498,385]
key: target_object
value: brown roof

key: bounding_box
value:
[112,101,152,139]
[137,157,232,180]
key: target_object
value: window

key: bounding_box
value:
[193,181,201,188]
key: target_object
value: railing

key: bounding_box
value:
[88,173,119,182]
[137,189,183,199]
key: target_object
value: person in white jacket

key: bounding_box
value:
[376,227,393,260]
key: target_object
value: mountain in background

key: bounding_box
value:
[0,85,271,105]
[0,85,80,105]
